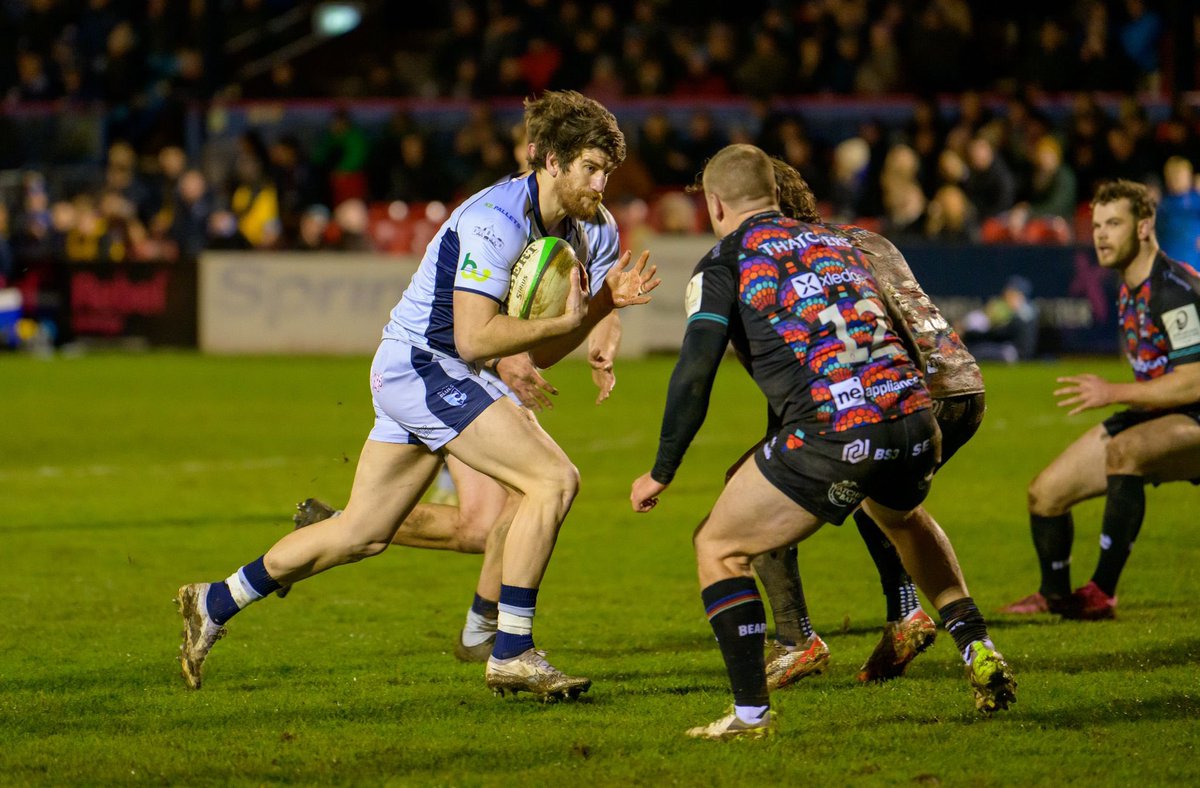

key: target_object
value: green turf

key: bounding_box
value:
[1,353,1197,785]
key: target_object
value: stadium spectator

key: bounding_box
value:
[330,198,372,252]
[168,168,212,260]
[0,204,12,285]
[295,205,330,252]
[964,136,1016,219]
[313,109,369,207]
[1156,156,1200,266]
[925,183,979,243]
[829,136,871,222]
[638,113,691,188]
[1021,136,1078,222]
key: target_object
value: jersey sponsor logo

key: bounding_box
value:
[873,446,901,460]
[484,201,522,230]
[685,272,704,316]
[436,385,468,407]
[829,376,866,410]
[827,479,863,507]
[758,232,854,256]
[864,377,920,399]
[842,438,870,464]
[791,272,822,299]
[371,372,384,392]
[1164,304,1200,349]
[738,623,767,636]
[789,269,869,300]
[472,224,504,250]
[459,252,491,282]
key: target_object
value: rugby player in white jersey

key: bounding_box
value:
[175,90,659,700]
[281,198,628,662]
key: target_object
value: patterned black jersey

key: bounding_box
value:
[837,224,985,398]
[686,211,930,435]
[1119,252,1200,384]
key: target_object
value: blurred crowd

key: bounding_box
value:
[1,0,1199,276]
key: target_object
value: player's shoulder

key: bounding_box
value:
[836,223,901,255]
[1152,252,1200,303]
[455,177,530,241]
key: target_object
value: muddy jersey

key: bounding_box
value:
[837,224,984,398]
[687,211,930,433]
[383,173,620,358]
[1119,252,1200,385]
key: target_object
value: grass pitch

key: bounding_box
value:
[1,353,1197,785]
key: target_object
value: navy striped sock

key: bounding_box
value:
[204,556,281,626]
[471,593,499,618]
[494,584,538,659]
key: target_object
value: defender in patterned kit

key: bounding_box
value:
[1005,180,1200,619]
[746,159,989,689]
[630,145,1014,740]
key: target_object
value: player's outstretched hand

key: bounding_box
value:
[606,250,660,309]
[1054,373,1113,415]
[630,472,667,513]
[497,353,558,411]
[589,347,615,405]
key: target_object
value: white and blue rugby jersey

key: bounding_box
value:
[384,173,621,358]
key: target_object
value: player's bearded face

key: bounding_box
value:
[556,150,611,220]
[1092,200,1140,269]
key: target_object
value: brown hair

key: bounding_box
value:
[1092,179,1156,221]
[770,158,820,223]
[524,90,626,172]
[701,144,776,205]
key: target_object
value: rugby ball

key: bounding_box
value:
[506,236,583,319]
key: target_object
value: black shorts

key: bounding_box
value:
[933,392,986,468]
[724,393,984,485]
[1103,405,1200,437]
[753,410,939,525]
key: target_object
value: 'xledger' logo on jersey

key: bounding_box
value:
[790,269,870,300]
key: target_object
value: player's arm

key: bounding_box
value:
[454,283,585,363]
[631,265,735,512]
[1055,363,1200,415]
[451,205,590,363]
[586,311,621,404]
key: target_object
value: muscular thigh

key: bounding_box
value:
[343,439,444,541]
[1110,414,1200,483]
[444,397,573,494]
[446,454,516,525]
[1030,423,1110,511]
[698,459,825,562]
